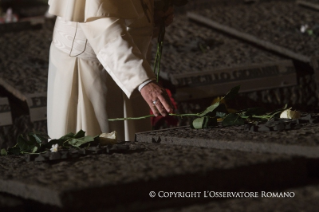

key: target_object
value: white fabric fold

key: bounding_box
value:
[80,18,155,98]
[53,17,97,60]
[48,0,145,22]
[52,16,155,98]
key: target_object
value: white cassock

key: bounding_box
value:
[47,0,156,141]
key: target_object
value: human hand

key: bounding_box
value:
[140,82,174,117]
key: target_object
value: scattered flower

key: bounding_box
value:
[300,24,308,33]
[99,131,117,145]
[280,109,301,119]
[50,144,59,152]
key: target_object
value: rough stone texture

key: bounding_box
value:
[136,121,319,158]
[0,142,309,210]
[0,26,52,96]
[176,0,284,14]
[198,1,319,58]
[156,15,284,78]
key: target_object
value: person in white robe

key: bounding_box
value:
[47,0,173,141]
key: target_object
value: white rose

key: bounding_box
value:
[300,24,308,33]
[99,131,117,145]
[50,144,59,152]
[280,109,301,119]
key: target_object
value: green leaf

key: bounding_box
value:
[223,85,240,101]
[74,130,85,138]
[216,111,227,118]
[222,113,245,127]
[192,117,217,129]
[59,132,75,141]
[67,136,95,147]
[31,146,38,153]
[199,102,220,117]
[17,135,38,153]
[192,117,207,129]
[198,86,240,117]
[30,133,43,144]
[1,149,7,156]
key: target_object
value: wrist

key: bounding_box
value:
[138,79,155,91]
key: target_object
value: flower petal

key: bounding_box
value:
[99,131,117,145]
[280,109,300,119]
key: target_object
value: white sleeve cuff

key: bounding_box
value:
[138,79,155,91]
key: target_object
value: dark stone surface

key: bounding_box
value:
[0,116,47,149]
[198,1,319,58]
[136,121,319,158]
[23,143,131,162]
[0,22,33,33]
[0,26,52,96]
[157,15,285,78]
[0,142,310,210]
[0,193,24,212]
[153,184,319,212]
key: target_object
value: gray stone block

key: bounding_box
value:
[136,123,319,158]
[0,143,309,210]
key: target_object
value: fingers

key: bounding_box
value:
[153,99,168,117]
[158,93,173,114]
[140,82,174,117]
[148,100,160,117]
[145,98,166,117]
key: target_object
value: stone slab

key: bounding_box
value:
[187,1,319,87]
[135,122,319,158]
[0,193,24,212]
[0,142,309,210]
[156,15,297,101]
[25,93,47,122]
[190,1,319,59]
[154,184,319,212]
[187,12,311,63]
[297,0,319,11]
[0,27,51,100]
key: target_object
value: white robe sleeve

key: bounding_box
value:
[79,17,155,98]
